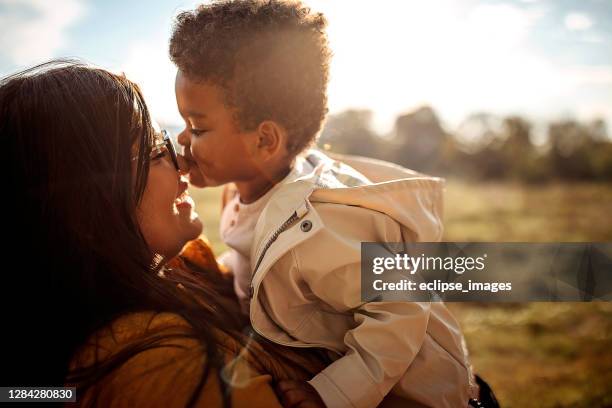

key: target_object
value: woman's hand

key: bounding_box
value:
[276,380,326,408]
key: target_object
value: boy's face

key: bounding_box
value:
[175,71,260,187]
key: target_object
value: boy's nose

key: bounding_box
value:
[177,130,190,147]
[177,130,195,162]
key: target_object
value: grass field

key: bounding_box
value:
[189,181,612,408]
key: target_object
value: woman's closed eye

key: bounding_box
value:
[151,148,168,161]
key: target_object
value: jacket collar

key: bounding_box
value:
[249,149,445,286]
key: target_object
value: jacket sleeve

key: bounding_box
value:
[307,267,431,408]
[295,207,432,408]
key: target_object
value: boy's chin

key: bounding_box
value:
[188,172,228,188]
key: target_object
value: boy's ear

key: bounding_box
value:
[255,120,288,159]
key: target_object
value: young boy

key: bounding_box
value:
[170,1,478,407]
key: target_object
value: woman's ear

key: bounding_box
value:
[255,121,288,160]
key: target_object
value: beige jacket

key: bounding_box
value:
[246,150,475,408]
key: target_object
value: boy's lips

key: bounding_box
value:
[185,164,208,187]
[183,157,200,174]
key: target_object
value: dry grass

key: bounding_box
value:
[442,180,612,407]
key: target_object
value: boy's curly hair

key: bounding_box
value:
[170,0,331,155]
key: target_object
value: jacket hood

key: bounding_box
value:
[249,150,445,277]
[299,150,445,242]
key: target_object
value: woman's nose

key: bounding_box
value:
[178,177,189,192]
[177,155,190,175]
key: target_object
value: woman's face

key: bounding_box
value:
[135,131,203,259]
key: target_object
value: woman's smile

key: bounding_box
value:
[174,191,195,212]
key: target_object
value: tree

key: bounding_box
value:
[318,109,385,159]
[392,106,449,173]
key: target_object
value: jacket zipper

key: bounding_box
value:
[249,202,309,298]
[252,212,298,277]
[247,203,338,351]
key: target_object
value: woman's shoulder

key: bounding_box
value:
[167,237,229,275]
[71,311,195,367]
[70,311,282,407]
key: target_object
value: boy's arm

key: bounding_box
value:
[305,262,431,408]
[218,182,239,275]
[221,183,238,212]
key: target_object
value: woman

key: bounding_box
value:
[0,60,328,407]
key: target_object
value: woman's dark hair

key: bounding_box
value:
[169,0,331,155]
[0,60,277,406]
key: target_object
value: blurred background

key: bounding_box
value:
[1,0,611,406]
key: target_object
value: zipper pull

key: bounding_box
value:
[296,201,309,218]
[248,284,254,299]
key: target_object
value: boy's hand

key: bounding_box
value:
[277,380,326,408]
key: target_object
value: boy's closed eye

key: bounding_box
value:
[190,128,207,136]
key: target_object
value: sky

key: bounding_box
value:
[1,0,611,135]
